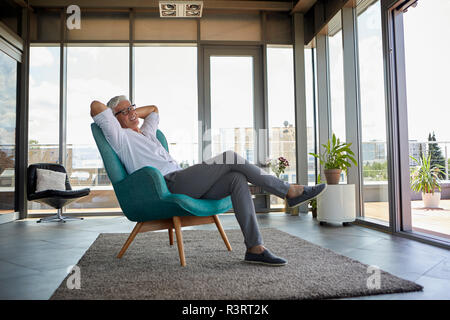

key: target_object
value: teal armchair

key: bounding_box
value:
[91,123,232,266]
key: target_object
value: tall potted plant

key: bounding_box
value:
[309,134,358,184]
[410,153,443,208]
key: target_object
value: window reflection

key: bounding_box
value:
[0,50,17,214]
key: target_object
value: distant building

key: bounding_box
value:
[362,140,386,163]
[409,140,426,166]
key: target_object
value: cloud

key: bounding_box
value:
[30,47,55,67]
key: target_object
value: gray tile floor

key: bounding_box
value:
[0,213,449,300]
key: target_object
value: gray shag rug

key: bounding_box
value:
[51,228,422,300]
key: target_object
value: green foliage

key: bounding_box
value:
[309,133,358,172]
[363,161,388,181]
[410,153,443,194]
[427,132,446,179]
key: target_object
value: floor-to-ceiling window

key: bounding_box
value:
[66,46,129,213]
[305,46,317,185]
[267,46,296,182]
[328,10,347,183]
[403,0,450,239]
[27,46,60,214]
[134,45,198,167]
[0,50,17,215]
[356,0,390,225]
[267,46,296,207]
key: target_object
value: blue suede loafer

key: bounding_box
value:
[244,248,287,266]
[286,183,327,208]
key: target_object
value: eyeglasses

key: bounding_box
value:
[114,104,136,117]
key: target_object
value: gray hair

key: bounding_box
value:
[106,95,128,111]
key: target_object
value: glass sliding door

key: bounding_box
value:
[66,45,129,213]
[266,46,296,208]
[356,0,390,225]
[210,56,254,160]
[0,50,17,215]
[134,45,198,168]
[402,0,450,240]
[204,47,262,164]
[267,46,296,183]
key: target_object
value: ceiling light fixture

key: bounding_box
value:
[159,1,203,18]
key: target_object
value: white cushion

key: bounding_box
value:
[36,168,67,192]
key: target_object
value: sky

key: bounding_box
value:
[403,0,450,142]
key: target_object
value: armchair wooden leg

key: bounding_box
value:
[213,215,232,251]
[117,222,143,258]
[168,228,174,246]
[173,216,186,267]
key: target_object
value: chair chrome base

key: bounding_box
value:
[37,210,84,223]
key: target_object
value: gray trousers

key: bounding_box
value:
[164,150,290,249]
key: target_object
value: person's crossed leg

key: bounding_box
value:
[164,150,326,266]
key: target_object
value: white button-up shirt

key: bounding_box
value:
[93,108,182,176]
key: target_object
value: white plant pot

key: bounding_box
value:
[317,184,356,224]
[422,192,441,208]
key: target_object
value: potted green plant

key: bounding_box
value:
[410,153,443,208]
[309,134,358,184]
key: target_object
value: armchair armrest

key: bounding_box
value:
[114,166,171,200]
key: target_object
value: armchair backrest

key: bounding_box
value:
[90,123,169,185]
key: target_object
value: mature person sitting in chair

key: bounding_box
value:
[90,95,326,266]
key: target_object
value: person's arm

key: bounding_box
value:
[90,100,108,117]
[90,100,124,154]
[139,105,159,136]
[135,105,158,119]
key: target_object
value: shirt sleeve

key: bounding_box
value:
[92,108,125,154]
[141,112,159,136]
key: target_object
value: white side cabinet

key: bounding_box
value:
[317,184,356,225]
